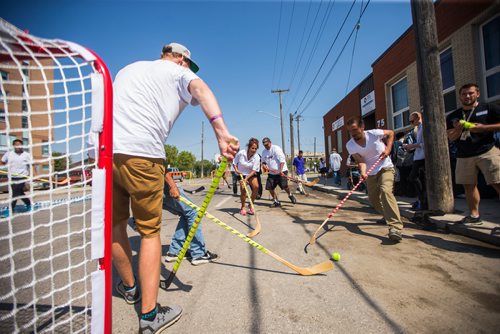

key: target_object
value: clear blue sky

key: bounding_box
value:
[3,0,412,162]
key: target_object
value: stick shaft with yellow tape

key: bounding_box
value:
[160,158,227,290]
[178,197,334,276]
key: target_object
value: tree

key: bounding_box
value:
[177,151,196,171]
[193,160,213,178]
[164,144,178,167]
[52,152,69,172]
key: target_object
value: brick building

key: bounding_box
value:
[323,0,500,174]
[1,59,54,173]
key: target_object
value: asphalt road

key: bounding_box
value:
[112,179,500,333]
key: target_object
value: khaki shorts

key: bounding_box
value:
[456,146,500,185]
[113,154,165,238]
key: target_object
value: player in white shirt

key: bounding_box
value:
[261,137,297,207]
[233,138,261,215]
[1,139,34,213]
[112,42,239,331]
[346,116,404,242]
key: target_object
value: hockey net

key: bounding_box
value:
[0,18,112,333]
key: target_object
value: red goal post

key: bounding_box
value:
[0,18,112,333]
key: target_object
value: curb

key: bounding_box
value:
[312,183,500,247]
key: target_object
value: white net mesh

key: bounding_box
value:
[0,18,105,333]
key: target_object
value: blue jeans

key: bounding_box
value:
[163,186,206,258]
[333,171,341,185]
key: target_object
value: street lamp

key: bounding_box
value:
[256,110,286,151]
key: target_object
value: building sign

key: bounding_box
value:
[331,116,344,132]
[361,91,375,116]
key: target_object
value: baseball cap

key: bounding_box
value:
[161,42,200,73]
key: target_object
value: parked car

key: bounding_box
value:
[167,167,188,182]
[0,174,50,193]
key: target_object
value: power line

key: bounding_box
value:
[276,0,296,87]
[298,0,370,116]
[293,0,358,115]
[271,0,284,89]
[287,0,336,111]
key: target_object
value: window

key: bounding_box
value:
[42,140,49,157]
[481,15,500,100]
[440,47,456,112]
[336,130,343,154]
[1,70,7,81]
[0,134,17,152]
[390,77,410,130]
[22,61,29,81]
[22,115,28,128]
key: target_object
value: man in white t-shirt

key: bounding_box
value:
[112,42,239,331]
[261,137,296,207]
[329,148,343,186]
[1,139,34,213]
[346,117,404,242]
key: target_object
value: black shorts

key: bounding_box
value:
[266,172,288,190]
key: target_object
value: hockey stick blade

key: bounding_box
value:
[185,186,205,194]
[305,178,320,187]
[308,156,384,246]
[178,197,334,276]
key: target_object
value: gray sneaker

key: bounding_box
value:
[190,250,218,266]
[139,304,182,334]
[116,281,141,304]
[388,228,402,242]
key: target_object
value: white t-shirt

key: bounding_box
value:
[113,59,199,159]
[329,152,342,171]
[261,144,288,174]
[346,129,393,176]
[1,151,31,176]
[233,149,261,175]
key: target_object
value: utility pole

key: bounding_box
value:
[201,121,204,178]
[289,113,295,177]
[271,89,289,155]
[313,137,317,172]
[411,0,453,213]
[296,115,303,151]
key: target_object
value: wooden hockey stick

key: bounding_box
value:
[308,155,385,245]
[0,169,70,185]
[239,174,261,237]
[176,197,334,277]
[266,168,319,187]
[160,158,227,290]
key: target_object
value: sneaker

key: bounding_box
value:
[388,228,402,242]
[288,194,297,204]
[270,201,281,208]
[139,304,182,334]
[116,280,141,304]
[240,208,247,216]
[459,215,482,225]
[164,251,192,263]
[190,250,218,266]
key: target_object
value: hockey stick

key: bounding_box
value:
[0,169,70,185]
[308,155,385,246]
[267,168,319,187]
[184,186,205,194]
[160,158,227,290]
[174,197,334,276]
[239,174,261,237]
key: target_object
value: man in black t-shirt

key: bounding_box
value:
[446,83,500,225]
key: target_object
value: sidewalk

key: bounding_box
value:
[309,174,500,246]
